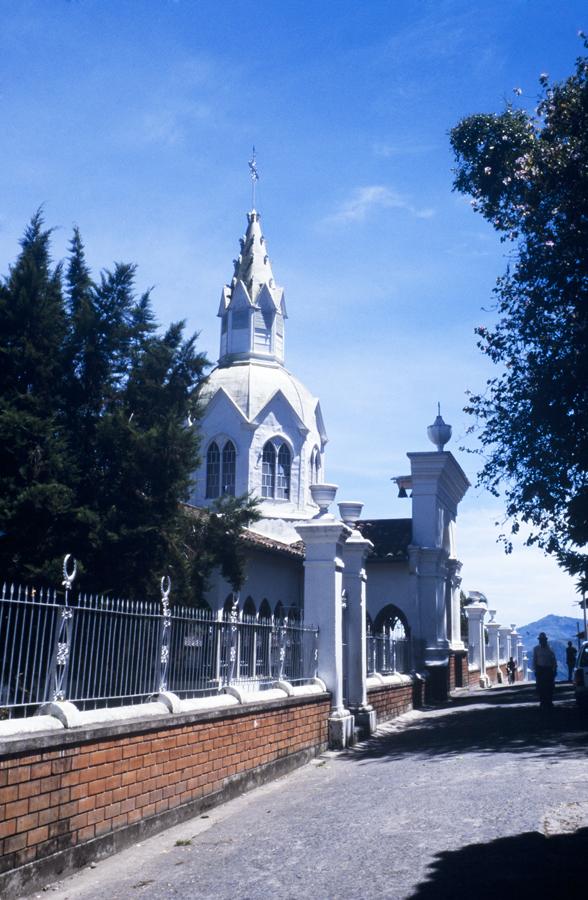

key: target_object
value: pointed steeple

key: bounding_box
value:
[218,210,287,366]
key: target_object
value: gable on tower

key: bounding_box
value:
[190,207,327,526]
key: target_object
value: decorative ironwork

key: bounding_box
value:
[158,575,172,692]
[52,555,77,701]
[0,574,319,717]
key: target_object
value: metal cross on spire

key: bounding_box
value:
[248,146,259,209]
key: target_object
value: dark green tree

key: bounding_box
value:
[0,215,258,601]
[450,38,588,582]
[0,212,75,581]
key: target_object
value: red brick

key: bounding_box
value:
[4,832,27,853]
[27,825,49,847]
[38,806,61,827]
[30,761,53,779]
[7,766,30,785]
[75,825,95,843]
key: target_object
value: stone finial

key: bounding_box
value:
[310,483,338,518]
[427,403,452,451]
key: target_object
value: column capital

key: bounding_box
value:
[464,602,487,622]
[296,520,351,563]
[408,545,448,576]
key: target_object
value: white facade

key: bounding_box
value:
[193,204,473,707]
[190,210,327,530]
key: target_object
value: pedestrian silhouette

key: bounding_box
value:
[533,632,557,709]
[566,640,577,682]
[506,656,517,684]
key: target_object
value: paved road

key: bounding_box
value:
[30,684,588,900]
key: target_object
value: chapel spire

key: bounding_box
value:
[218,209,287,366]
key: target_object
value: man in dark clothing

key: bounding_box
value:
[533,632,557,709]
[566,641,578,681]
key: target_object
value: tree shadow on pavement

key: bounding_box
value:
[346,684,588,762]
[407,826,588,899]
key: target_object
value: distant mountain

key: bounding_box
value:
[517,614,583,681]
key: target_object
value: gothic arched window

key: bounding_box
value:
[262,442,276,498]
[206,442,220,498]
[276,444,291,500]
[310,446,321,485]
[262,441,291,500]
[222,441,236,496]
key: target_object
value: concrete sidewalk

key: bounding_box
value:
[26,684,588,900]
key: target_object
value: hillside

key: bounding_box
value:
[517,615,583,681]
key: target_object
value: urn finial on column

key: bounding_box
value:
[427,403,452,451]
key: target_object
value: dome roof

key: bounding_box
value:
[201,360,327,440]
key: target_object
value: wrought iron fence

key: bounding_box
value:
[366,632,411,676]
[0,572,319,718]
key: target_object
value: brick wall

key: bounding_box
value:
[448,652,468,692]
[486,664,498,685]
[368,680,419,723]
[0,695,329,895]
[468,666,482,688]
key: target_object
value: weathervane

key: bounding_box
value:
[248,146,259,209]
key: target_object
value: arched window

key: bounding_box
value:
[242,596,256,619]
[222,441,236,496]
[310,447,321,485]
[206,439,236,499]
[262,442,276,497]
[261,440,291,500]
[274,600,285,622]
[277,444,291,499]
[372,605,410,674]
[259,599,272,621]
[374,605,409,639]
[206,442,220,498]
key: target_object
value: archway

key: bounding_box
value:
[372,604,411,674]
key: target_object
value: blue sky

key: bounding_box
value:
[1,0,586,627]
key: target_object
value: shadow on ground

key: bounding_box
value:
[346,683,588,762]
[407,826,588,899]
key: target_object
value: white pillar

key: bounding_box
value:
[516,639,524,676]
[296,513,354,749]
[486,615,500,668]
[410,546,450,667]
[498,625,510,663]
[509,625,518,661]
[342,529,376,734]
[465,603,489,687]
[522,653,529,681]
[446,559,465,650]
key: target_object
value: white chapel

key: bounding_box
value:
[189,203,474,707]
[189,209,327,539]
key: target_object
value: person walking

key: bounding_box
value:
[533,632,557,709]
[506,656,517,684]
[566,640,578,681]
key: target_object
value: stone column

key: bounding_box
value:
[446,559,465,650]
[465,603,489,687]
[341,528,376,735]
[522,653,529,681]
[296,513,354,749]
[516,639,524,676]
[509,625,518,661]
[486,610,500,669]
[498,625,510,664]
[409,546,450,667]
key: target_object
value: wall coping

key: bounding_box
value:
[0,688,330,758]
[366,673,414,689]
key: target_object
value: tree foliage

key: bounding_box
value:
[450,39,588,582]
[0,213,258,601]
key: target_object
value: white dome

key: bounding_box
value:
[201,360,326,438]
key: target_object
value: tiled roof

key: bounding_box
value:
[356,518,412,561]
[242,529,305,559]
